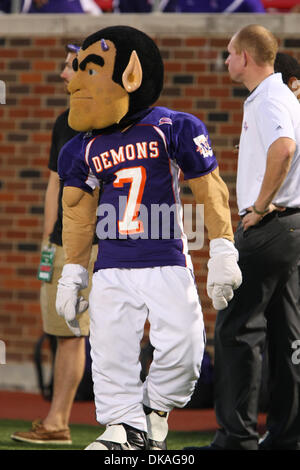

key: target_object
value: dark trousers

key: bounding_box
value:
[212,211,300,450]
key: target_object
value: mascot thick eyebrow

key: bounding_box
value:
[56,25,242,451]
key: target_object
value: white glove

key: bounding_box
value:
[207,238,242,310]
[56,264,89,336]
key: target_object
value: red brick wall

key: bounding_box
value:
[1,32,299,363]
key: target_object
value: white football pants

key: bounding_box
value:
[89,265,205,432]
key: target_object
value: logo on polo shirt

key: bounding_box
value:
[243,121,248,131]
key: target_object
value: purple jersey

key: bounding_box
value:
[21,0,101,13]
[58,107,217,270]
[114,0,177,12]
[177,0,265,12]
[0,0,11,12]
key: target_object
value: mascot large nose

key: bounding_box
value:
[68,71,81,95]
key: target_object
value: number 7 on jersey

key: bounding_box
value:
[113,166,146,235]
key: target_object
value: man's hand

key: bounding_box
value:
[242,210,264,231]
[56,264,89,336]
[207,238,242,310]
[242,203,286,231]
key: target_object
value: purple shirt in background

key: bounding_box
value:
[177,0,265,12]
[21,0,102,14]
[115,0,265,13]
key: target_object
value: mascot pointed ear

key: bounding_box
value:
[122,50,143,93]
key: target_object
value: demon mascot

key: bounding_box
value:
[56,25,242,450]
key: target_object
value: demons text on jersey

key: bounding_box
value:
[89,140,159,173]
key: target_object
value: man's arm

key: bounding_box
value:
[243,137,295,230]
[42,170,60,241]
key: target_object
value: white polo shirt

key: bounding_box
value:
[236,73,300,215]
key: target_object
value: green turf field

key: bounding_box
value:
[0,419,213,450]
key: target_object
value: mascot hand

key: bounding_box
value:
[56,264,89,336]
[207,238,242,310]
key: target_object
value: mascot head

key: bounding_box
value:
[68,25,164,131]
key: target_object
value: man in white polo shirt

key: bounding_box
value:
[195,25,300,450]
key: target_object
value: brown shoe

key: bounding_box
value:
[11,419,72,445]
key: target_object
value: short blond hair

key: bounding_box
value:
[233,24,278,66]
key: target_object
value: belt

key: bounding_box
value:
[241,207,300,221]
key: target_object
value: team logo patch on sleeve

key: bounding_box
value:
[193,134,213,158]
[158,117,173,126]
